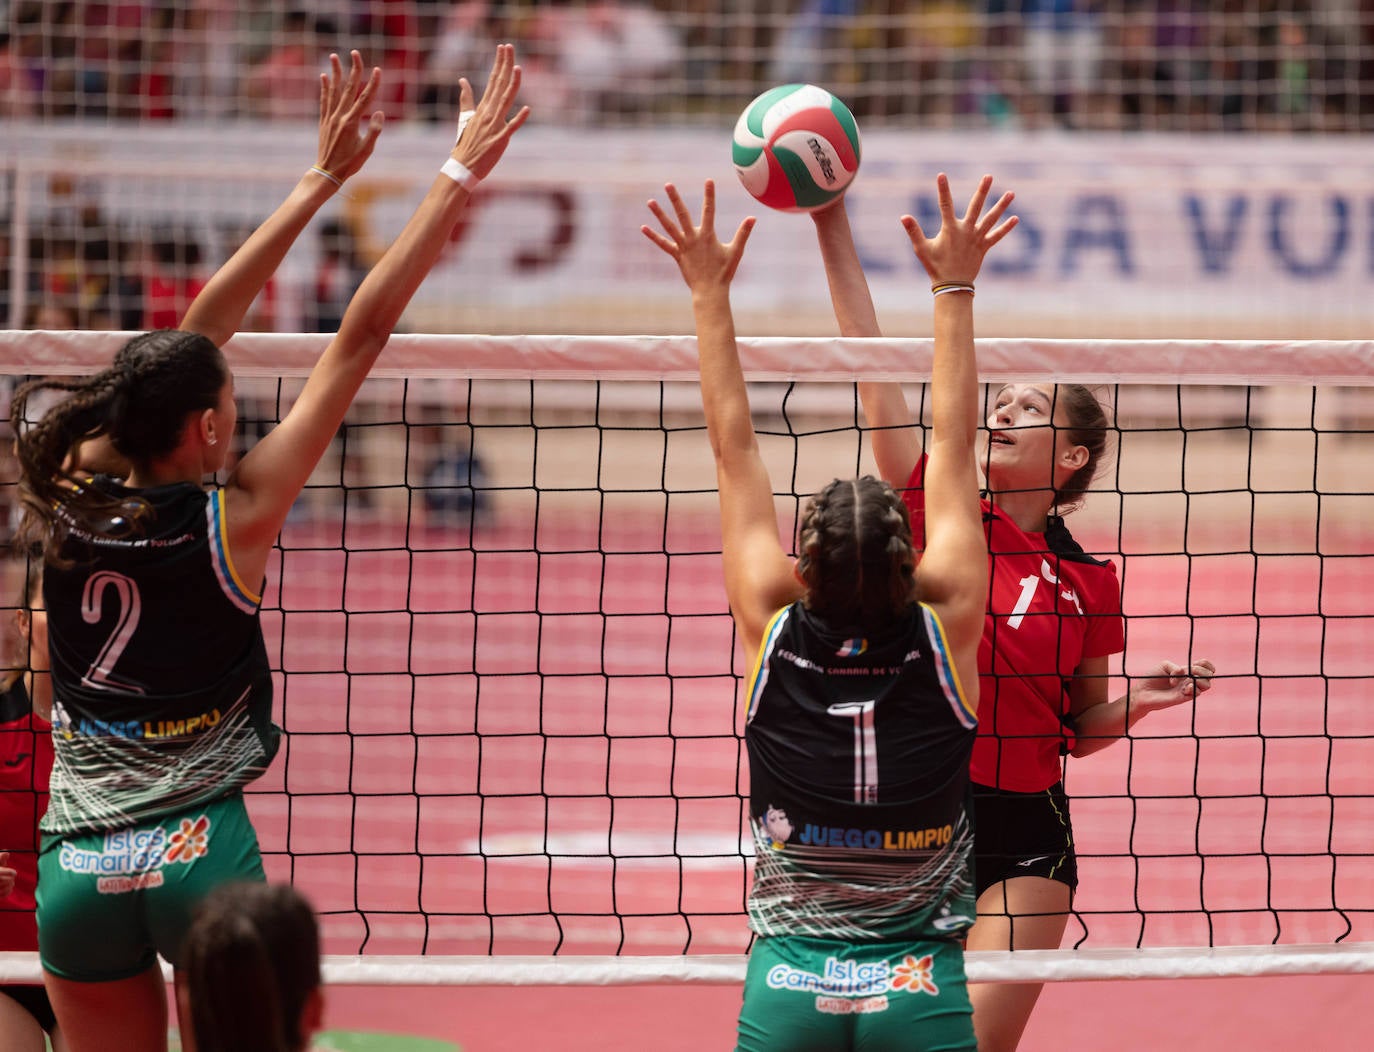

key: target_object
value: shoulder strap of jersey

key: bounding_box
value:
[743,605,793,724]
[917,603,977,730]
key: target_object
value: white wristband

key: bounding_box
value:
[440,157,481,192]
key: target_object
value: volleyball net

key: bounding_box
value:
[3,329,1372,984]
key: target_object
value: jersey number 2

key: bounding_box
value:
[81,570,146,694]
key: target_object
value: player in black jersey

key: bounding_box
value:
[643,175,1016,1051]
[11,46,528,1052]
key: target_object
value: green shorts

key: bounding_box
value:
[736,934,975,1052]
[37,793,266,982]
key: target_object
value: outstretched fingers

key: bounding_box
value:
[643,191,684,250]
[479,43,522,119]
[453,44,530,179]
[961,174,993,224]
[343,55,381,124]
[666,181,696,237]
[722,215,756,282]
[642,181,754,286]
[315,50,385,183]
[900,213,930,255]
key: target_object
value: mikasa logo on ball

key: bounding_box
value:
[806,137,837,184]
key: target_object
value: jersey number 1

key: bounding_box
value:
[827,700,878,803]
[1006,559,1085,628]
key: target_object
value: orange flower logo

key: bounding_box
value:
[163,815,211,864]
[891,954,940,995]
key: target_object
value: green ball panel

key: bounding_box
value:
[771,144,841,210]
[743,84,804,138]
[732,141,765,167]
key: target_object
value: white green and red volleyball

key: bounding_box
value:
[732,84,862,213]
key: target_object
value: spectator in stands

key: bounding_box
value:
[176,882,322,1052]
[0,222,12,329]
[306,218,368,334]
[525,0,681,122]
[356,0,424,120]
[0,29,39,118]
[768,0,859,87]
[419,1,498,120]
[242,10,338,120]
[176,0,243,119]
[1020,0,1104,128]
[141,234,207,331]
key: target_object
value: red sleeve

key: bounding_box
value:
[1079,559,1125,659]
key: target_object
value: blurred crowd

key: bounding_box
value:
[1,0,1372,132]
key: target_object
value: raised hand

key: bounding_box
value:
[1128,659,1217,713]
[0,852,13,898]
[641,180,756,293]
[450,43,531,182]
[316,50,385,184]
[901,173,1018,286]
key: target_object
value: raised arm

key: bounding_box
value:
[641,181,798,658]
[907,174,1017,690]
[225,44,529,570]
[178,50,385,346]
[810,199,920,487]
[1069,656,1216,757]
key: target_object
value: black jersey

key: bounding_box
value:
[42,478,279,836]
[744,601,977,941]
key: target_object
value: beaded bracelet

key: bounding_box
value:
[931,282,975,297]
[308,165,343,189]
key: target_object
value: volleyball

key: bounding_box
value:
[732,84,862,213]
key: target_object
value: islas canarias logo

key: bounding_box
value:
[58,813,212,894]
[768,954,942,1015]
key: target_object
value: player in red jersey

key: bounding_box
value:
[0,556,63,1051]
[809,195,1215,1052]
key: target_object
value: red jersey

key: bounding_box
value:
[0,680,52,952]
[902,456,1125,791]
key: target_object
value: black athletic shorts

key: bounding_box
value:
[0,983,58,1033]
[972,781,1078,898]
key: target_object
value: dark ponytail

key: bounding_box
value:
[181,882,321,1052]
[12,329,227,561]
[796,476,917,629]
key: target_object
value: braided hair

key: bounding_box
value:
[11,329,227,561]
[180,882,321,1052]
[796,476,917,629]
